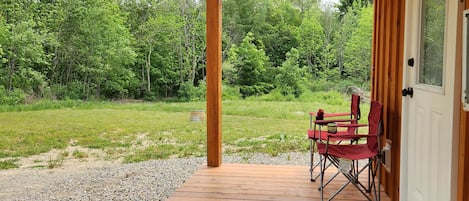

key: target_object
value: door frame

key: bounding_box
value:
[400,0,460,200]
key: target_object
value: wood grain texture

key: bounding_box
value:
[168,163,391,201]
[371,0,405,200]
[206,0,223,167]
[457,2,468,201]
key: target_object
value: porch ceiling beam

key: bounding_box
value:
[206,0,222,167]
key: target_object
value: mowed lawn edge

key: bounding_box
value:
[0,100,370,169]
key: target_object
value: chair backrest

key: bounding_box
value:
[345,94,361,134]
[367,101,383,151]
[351,94,361,121]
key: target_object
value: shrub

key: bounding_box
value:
[222,84,242,100]
[177,80,206,102]
[49,82,86,100]
[0,86,26,105]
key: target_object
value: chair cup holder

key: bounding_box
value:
[327,123,337,134]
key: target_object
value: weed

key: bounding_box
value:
[123,144,176,163]
[0,159,19,169]
[241,154,251,163]
[72,150,88,159]
[60,151,69,158]
[47,156,64,169]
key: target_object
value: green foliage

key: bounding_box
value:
[222,84,242,100]
[419,0,445,86]
[177,81,206,102]
[0,99,92,112]
[337,0,372,17]
[0,158,19,169]
[123,144,177,163]
[0,94,370,164]
[228,32,272,97]
[251,89,296,102]
[0,2,50,96]
[0,0,375,103]
[275,48,305,97]
[343,6,373,90]
[47,155,64,169]
[0,86,26,105]
[58,0,137,99]
[297,9,324,76]
[72,150,88,159]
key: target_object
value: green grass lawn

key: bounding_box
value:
[0,97,370,169]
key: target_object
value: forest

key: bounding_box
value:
[0,0,373,104]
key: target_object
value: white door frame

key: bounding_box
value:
[400,0,459,200]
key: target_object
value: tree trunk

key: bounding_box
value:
[146,44,152,92]
[179,35,184,84]
[191,36,197,84]
[7,57,16,93]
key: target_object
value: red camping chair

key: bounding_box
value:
[316,100,383,201]
[307,94,361,182]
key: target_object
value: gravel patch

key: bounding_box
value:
[0,152,310,201]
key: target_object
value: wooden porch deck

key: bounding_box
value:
[168,163,391,201]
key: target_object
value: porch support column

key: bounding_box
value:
[206,0,222,167]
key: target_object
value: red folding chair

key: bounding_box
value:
[307,94,361,182]
[317,100,383,201]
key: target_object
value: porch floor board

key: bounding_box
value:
[168,163,391,201]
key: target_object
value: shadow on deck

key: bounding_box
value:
[168,163,391,201]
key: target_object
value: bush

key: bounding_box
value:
[249,89,296,102]
[0,86,26,105]
[222,84,242,100]
[299,90,346,105]
[49,82,86,100]
[177,80,206,102]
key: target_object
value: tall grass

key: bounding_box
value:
[0,92,370,168]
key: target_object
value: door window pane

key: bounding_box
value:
[419,0,446,86]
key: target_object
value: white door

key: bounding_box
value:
[400,0,458,201]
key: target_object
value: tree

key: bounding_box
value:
[297,8,325,77]
[0,14,7,66]
[56,0,136,99]
[0,1,49,96]
[335,4,359,76]
[337,0,371,17]
[343,6,373,89]
[178,0,206,86]
[275,48,305,97]
[258,1,301,68]
[320,3,338,72]
[291,0,318,16]
[228,32,272,97]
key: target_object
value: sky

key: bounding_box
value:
[319,0,340,11]
[320,0,340,7]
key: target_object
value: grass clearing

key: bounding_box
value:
[0,93,370,169]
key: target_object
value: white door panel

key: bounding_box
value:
[400,0,456,201]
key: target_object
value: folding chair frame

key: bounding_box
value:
[318,134,382,201]
[316,100,383,201]
[308,94,361,182]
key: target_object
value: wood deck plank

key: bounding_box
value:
[168,164,391,201]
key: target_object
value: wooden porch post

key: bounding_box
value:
[206,0,222,167]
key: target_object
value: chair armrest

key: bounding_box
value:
[336,123,368,128]
[327,134,378,141]
[314,119,355,125]
[309,112,351,117]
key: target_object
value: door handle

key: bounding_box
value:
[407,58,414,67]
[402,87,414,98]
